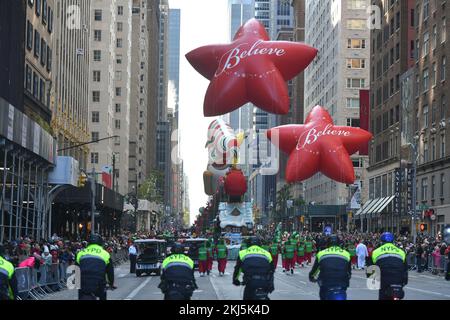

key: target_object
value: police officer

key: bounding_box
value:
[75,234,115,300]
[0,245,18,300]
[232,237,275,300]
[368,232,408,300]
[159,243,198,300]
[309,235,351,300]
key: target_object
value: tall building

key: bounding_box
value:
[129,0,151,193]
[51,0,90,169]
[145,0,160,173]
[362,0,416,233]
[304,0,370,206]
[156,0,172,215]
[88,0,132,196]
[24,0,54,125]
[168,8,183,217]
[414,0,450,235]
[1,0,57,241]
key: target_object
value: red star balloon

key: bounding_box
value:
[267,106,373,184]
[186,19,318,117]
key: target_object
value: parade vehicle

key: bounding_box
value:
[184,238,208,270]
[134,239,167,277]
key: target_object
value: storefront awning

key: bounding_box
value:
[356,199,375,216]
[359,196,396,215]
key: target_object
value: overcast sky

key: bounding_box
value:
[169,0,229,225]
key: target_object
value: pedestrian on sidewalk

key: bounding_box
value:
[128,241,138,274]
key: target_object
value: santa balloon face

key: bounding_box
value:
[267,106,372,184]
[186,19,317,117]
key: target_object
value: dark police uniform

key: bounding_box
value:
[0,256,18,300]
[233,245,274,300]
[159,254,197,300]
[309,246,351,300]
[370,243,408,300]
[76,244,114,300]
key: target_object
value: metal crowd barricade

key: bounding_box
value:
[15,267,31,300]
[406,253,416,270]
[13,249,130,300]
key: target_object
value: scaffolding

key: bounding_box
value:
[0,140,55,242]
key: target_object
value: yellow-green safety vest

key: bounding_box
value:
[316,246,351,262]
[239,245,273,263]
[162,254,194,269]
[0,256,15,300]
[372,243,406,264]
[76,244,110,265]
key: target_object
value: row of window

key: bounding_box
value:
[372,74,401,107]
[28,0,53,33]
[419,95,447,130]
[372,106,400,135]
[420,173,447,201]
[26,21,52,72]
[25,64,47,105]
[417,56,446,95]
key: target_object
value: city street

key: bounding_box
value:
[46,261,450,300]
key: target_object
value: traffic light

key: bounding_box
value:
[78,173,88,188]
[419,223,428,232]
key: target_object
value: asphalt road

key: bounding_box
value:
[45,259,450,300]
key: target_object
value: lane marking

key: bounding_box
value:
[209,274,226,300]
[123,278,152,300]
[405,286,450,298]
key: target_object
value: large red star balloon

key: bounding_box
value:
[186,19,318,117]
[267,106,372,184]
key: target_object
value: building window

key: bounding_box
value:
[115,103,121,113]
[26,21,33,50]
[46,46,51,72]
[115,71,122,80]
[33,72,38,97]
[423,68,429,92]
[25,65,32,92]
[93,70,101,82]
[440,174,445,197]
[432,25,437,50]
[423,31,429,58]
[347,39,366,49]
[441,135,446,158]
[442,17,447,43]
[442,95,447,120]
[421,178,428,201]
[39,79,45,103]
[431,176,436,199]
[115,119,121,129]
[118,5,124,15]
[91,111,99,123]
[91,132,99,142]
[346,58,365,69]
[34,30,40,57]
[35,0,41,16]
[347,19,366,29]
[116,38,123,48]
[114,136,120,145]
[441,56,446,81]
[139,123,143,130]
[116,54,122,64]
[39,39,46,66]
[117,22,123,32]
[423,0,429,21]
[423,105,429,129]
[47,7,53,33]
[115,87,121,96]
[346,78,365,88]
[139,111,143,118]
[432,138,436,161]
[94,30,102,41]
[431,63,437,87]
[91,153,99,164]
[346,118,360,127]
[424,140,429,163]
[94,9,102,21]
[93,50,101,61]
[347,0,366,10]
[92,91,100,102]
